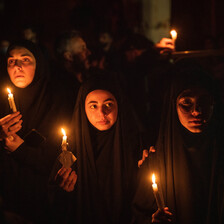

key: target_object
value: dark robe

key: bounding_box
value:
[50,74,144,224]
[0,40,71,223]
[132,60,224,224]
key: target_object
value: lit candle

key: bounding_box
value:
[152,173,165,210]
[7,88,17,112]
[61,128,68,151]
[170,29,177,50]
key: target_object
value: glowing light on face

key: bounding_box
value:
[176,88,213,133]
[85,90,118,131]
[7,47,36,88]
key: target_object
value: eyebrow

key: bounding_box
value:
[8,53,33,58]
[87,98,115,104]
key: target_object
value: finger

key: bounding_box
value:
[138,160,143,168]
[8,120,23,133]
[6,114,22,128]
[0,112,21,125]
[1,116,22,134]
[55,167,66,180]
[64,171,77,192]
[143,149,149,158]
[149,146,156,153]
[8,126,22,135]
[59,168,72,187]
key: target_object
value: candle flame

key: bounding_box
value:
[170,29,177,39]
[61,128,66,136]
[7,88,11,94]
[152,173,156,184]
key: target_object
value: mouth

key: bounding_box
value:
[189,120,204,125]
[15,75,25,78]
[97,120,110,125]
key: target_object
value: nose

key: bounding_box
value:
[15,60,22,68]
[191,104,202,116]
[99,107,107,117]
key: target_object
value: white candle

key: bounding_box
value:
[170,29,177,41]
[7,88,17,112]
[61,128,68,151]
[152,173,165,210]
[170,29,177,50]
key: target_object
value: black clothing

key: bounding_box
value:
[50,74,144,224]
[0,40,69,223]
[132,60,224,224]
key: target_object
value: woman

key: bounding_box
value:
[0,40,70,223]
[132,60,224,224]
[51,74,145,224]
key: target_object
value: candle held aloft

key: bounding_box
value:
[61,128,68,151]
[7,88,17,112]
[170,29,177,41]
[170,29,177,50]
[152,173,165,210]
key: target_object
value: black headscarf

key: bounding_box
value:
[67,73,143,224]
[133,59,224,224]
[2,40,53,137]
[0,40,67,222]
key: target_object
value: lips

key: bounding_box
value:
[189,120,203,125]
[15,75,24,78]
[97,120,109,125]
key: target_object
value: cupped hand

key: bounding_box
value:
[152,207,173,223]
[55,167,77,192]
[4,133,24,152]
[0,112,23,140]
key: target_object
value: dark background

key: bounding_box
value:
[0,0,224,53]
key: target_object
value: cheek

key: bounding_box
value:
[26,65,36,81]
[177,109,189,125]
[110,110,118,123]
[86,110,96,124]
[7,67,13,76]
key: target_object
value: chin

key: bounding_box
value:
[189,127,203,133]
[14,81,28,88]
[96,125,112,131]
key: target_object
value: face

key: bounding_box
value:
[7,47,36,88]
[85,90,118,131]
[70,37,91,70]
[176,88,213,133]
[22,28,36,41]
[99,33,113,47]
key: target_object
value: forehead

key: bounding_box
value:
[8,47,35,58]
[85,89,116,102]
[177,87,211,99]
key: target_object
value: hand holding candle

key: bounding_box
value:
[58,128,77,168]
[7,88,17,112]
[152,173,165,210]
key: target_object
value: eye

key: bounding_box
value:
[105,102,113,108]
[180,98,193,106]
[22,58,30,62]
[8,59,15,65]
[90,104,97,109]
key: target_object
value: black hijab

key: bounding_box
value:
[133,59,224,224]
[1,40,54,138]
[160,60,224,223]
[0,40,66,222]
[69,73,142,224]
